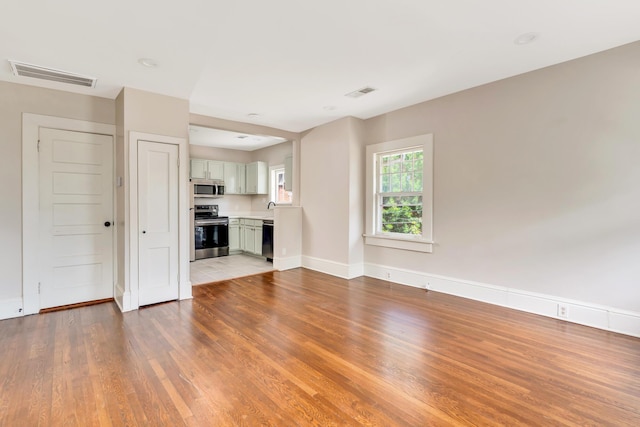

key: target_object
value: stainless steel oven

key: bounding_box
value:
[192,205,229,260]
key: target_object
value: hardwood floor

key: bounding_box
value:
[1,268,639,426]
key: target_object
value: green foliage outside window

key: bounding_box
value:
[378,149,423,235]
[381,196,422,234]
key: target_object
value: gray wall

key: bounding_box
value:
[0,82,114,300]
[300,117,365,270]
[363,41,640,312]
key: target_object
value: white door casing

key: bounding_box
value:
[22,114,116,315]
[137,140,179,306]
[22,117,190,315]
[38,128,114,309]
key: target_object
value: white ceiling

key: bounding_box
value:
[1,1,639,133]
[189,126,287,151]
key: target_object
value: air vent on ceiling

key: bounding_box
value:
[8,60,97,88]
[345,86,376,98]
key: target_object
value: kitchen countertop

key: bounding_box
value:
[226,213,274,220]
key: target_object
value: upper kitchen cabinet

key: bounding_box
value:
[224,162,246,194]
[190,159,224,180]
[245,161,268,194]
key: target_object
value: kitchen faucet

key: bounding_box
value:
[267,201,276,210]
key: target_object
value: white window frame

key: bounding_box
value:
[269,164,292,205]
[364,133,434,253]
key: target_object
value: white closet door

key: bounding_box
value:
[138,140,179,306]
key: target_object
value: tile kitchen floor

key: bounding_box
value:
[190,254,275,285]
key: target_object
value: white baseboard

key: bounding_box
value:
[180,280,193,300]
[0,297,25,320]
[274,255,302,271]
[114,283,134,312]
[364,263,640,338]
[302,256,363,279]
[349,262,364,279]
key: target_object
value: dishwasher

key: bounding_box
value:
[262,219,274,262]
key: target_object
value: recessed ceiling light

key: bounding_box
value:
[138,58,158,68]
[514,32,540,45]
[247,113,260,118]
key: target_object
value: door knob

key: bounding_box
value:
[142,230,146,234]
[104,221,111,227]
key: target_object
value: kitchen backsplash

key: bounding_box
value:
[194,194,273,215]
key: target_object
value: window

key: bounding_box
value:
[365,134,433,253]
[378,149,423,235]
[270,166,292,204]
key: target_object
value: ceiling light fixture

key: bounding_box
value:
[514,32,540,45]
[138,58,158,68]
[247,113,260,118]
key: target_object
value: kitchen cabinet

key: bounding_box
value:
[284,156,293,191]
[190,159,224,180]
[229,218,241,252]
[223,162,246,194]
[243,223,255,253]
[254,225,263,255]
[245,161,268,194]
[240,218,263,255]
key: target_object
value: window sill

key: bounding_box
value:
[363,234,433,253]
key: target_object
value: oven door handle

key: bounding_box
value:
[195,220,229,226]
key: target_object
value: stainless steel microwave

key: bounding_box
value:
[192,180,225,198]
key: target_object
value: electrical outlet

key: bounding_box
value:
[557,304,569,318]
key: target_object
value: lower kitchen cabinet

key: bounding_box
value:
[243,225,255,253]
[229,218,241,252]
[239,219,263,255]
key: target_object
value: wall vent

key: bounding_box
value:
[345,86,376,98]
[8,60,97,88]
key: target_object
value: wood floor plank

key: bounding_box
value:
[1,268,639,426]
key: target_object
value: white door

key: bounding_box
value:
[138,140,179,306]
[38,128,114,309]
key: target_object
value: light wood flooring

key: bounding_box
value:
[1,268,639,426]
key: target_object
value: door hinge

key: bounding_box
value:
[37,140,40,152]
[38,282,41,294]
[177,157,180,167]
